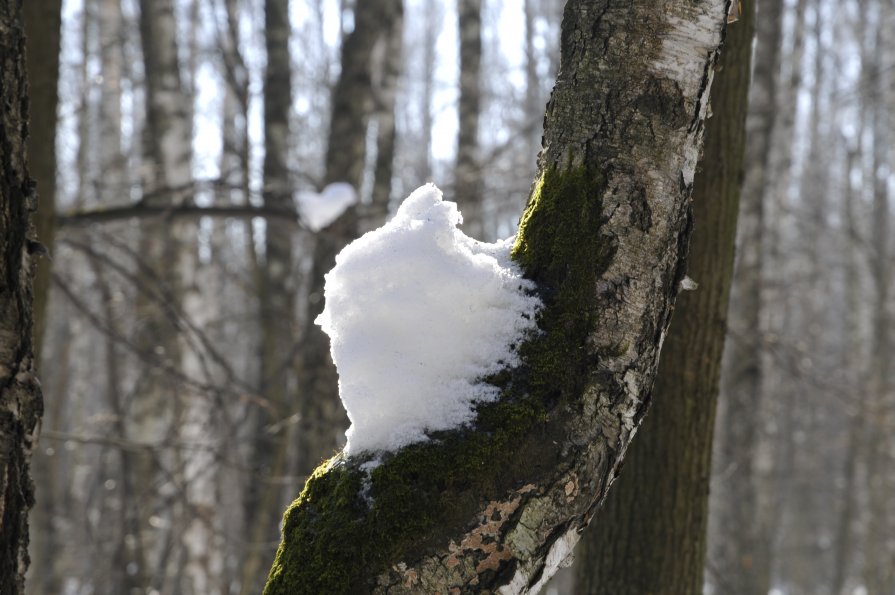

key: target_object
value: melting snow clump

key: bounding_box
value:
[296,182,358,231]
[316,183,541,455]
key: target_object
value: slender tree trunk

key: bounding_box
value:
[830,146,863,595]
[523,0,542,162]
[136,0,197,589]
[574,4,754,593]
[419,0,437,181]
[711,0,782,591]
[294,0,402,482]
[364,5,404,232]
[239,0,298,591]
[0,1,43,591]
[265,1,729,592]
[454,0,484,239]
[22,0,61,366]
[786,6,832,590]
[22,1,61,592]
[864,4,892,590]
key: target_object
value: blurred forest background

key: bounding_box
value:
[21,0,895,593]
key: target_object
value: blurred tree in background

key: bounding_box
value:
[6,0,895,592]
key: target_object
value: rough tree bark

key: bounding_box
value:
[574,2,753,593]
[0,0,42,591]
[264,1,729,593]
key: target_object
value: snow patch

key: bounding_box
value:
[316,183,541,455]
[296,182,358,231]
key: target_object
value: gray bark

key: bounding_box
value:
[135,0,198,589]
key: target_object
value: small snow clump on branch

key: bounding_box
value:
[316,183,541,455]
[296,182,358,231]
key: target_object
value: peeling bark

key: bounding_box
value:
[265,1,728,593]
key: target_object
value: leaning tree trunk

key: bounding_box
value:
[264,1,729,593]
[0,0,43,592]
[574,3,754,593]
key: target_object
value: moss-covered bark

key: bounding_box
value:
[264,1,729,592]
[574,2,754,592]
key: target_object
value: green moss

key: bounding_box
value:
[513,164,616,400]
[263,163,614,594]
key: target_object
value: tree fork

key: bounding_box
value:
[264,1,729,593]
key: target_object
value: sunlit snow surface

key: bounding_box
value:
[316,184,541,455]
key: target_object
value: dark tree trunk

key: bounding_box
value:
[21,1,61,592]
[0,0,43,591]
[264,1,729,592]
[22,0,61,366]
[574,3,754,593]
[240,0,298,590]
[364,6,404,231]
[711,0,783,591]
[454,0,484,239]
[295,0,403,480]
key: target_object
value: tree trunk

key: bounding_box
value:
[264,1,728,592]
[864,3,893,589]
[239,0,298,590]
[294,0,402,481]
[22,0,61,366]
[454,0,484,239]
[364,5,404,232]
[135,0,197,589]
[711,0,782,591]
[22,0,61,592]
[0,1,43,591]
[574,3,754,593]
